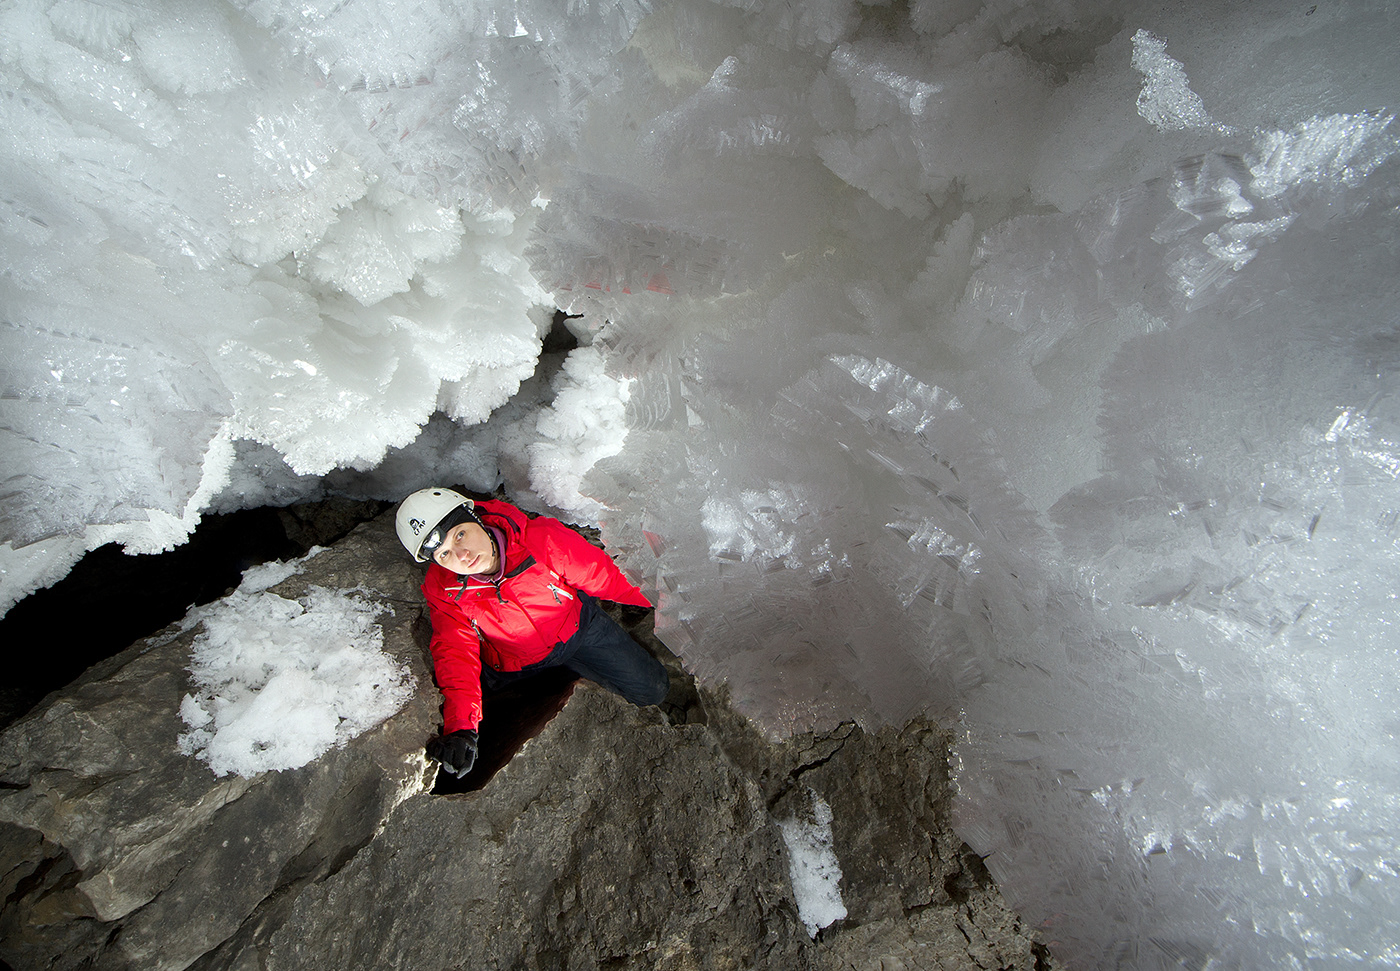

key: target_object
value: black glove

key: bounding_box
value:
[426,729,478,778]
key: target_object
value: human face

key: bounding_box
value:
[431,521,499,575]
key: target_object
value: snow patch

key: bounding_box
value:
[779,790,848,937]
[178,561,414,778]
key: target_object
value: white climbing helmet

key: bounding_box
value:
[396,487,474,562]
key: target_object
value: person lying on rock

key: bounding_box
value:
[396,487,669,779]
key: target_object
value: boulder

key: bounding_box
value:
[0,513,439,971]
[256,689,805,971]
[705,699,1052,971]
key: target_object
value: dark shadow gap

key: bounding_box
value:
[433,667,581,795]
[421,597,705,795]
[0,499,389,730]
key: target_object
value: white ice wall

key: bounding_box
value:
[3,0,1398,967]
[544,2,1400,966]
[0,0,570,566]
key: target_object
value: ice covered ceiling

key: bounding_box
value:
[2,0,1398,966]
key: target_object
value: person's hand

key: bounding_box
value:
[426,729,478,778]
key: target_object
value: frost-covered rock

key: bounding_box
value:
[0,512,439,971]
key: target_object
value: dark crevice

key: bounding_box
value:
[810,916,847,944]
[432,668,580,795]
[6,853,62,909]
[944,869,971,904]
[765,724,857,811]
[543,310,582,355]
[0,498,389,731]
[33,857,83,905]
[316,832,376,885]
[791,727,855,778]
[83,920,125,971]
[943,842,995,903]
[269,783,387,894]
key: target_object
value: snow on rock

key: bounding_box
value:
[779,790,848,938]
[177,550,414,778]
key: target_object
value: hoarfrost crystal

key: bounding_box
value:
[4,0,1399,966]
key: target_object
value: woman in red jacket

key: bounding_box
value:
[396,488,669,778]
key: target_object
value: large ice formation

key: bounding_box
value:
[2,0,1397,966]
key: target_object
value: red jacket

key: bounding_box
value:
[422,500,651,732]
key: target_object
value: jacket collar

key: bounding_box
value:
[428,501,536,593]
[470,525,508,582]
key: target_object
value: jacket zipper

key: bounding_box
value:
[447,538,573,609]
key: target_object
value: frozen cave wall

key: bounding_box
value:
[2,0,1399,967]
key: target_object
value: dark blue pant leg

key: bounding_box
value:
[561,594,670,707]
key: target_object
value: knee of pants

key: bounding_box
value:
[639,660,670,706]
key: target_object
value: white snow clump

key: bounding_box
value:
[779,791,848,938]
[178,561,414,778]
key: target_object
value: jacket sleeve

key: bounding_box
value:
[423,579,485,733]
[538,517,652,608]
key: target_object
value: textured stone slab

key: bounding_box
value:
[261,688,806,971]
[0,514,438,971]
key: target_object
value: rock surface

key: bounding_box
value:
[0,512,439,971]
[0,509,1051,971]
